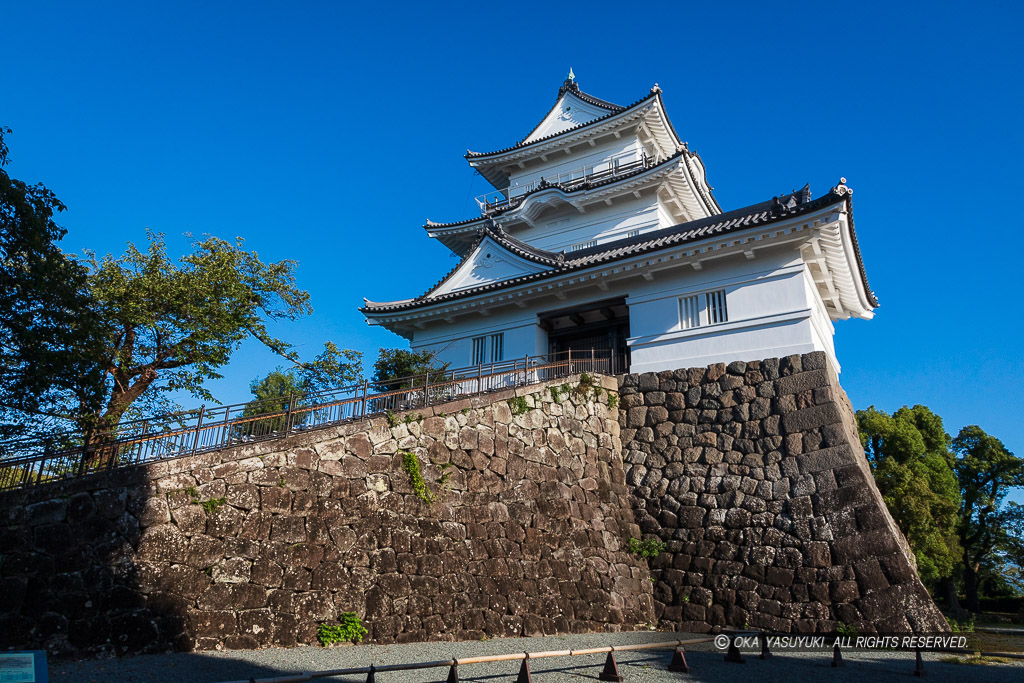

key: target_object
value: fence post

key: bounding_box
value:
[285,395,295,432]
[361,379,369,418]
[591,347,595,373]
[191,405,206,456]
[567,348,572,375]
[423,372,430,407]
[523,354,529,386]
[477,362,482,395]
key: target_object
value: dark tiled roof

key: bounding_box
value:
[466,90,657,161]
[363,185,877,313]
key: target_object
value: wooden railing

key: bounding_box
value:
[0,349,624,492]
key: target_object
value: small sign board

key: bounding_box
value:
[0,651,47,683]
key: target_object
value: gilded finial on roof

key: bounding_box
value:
[568,67,575,82]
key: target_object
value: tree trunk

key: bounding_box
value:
[83,368,158,469]
[964,560,981,613]
[940,577,967,621]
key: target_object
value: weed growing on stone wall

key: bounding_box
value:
[201,497,227,514]
[574,373,594,396]
[386,410,399,427]
[185,486,199,501]
[606,393,619,409]
[437,461,454,492]
[628,537,666,559]
[548,385,563,402]
[836,621,858,637]
[507,396,529,416]
[317,612,368,646]
[277,476,287,487]
[402,413,423,424]
[401,450,433,504]
[461,407,470,415]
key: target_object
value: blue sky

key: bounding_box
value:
[1,1,1021,458]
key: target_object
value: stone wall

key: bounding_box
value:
[0,375,654,657]
[617,351,947,633]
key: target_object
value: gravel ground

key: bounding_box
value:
[48,631,1024,683]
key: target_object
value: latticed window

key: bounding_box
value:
[472,333,504,364]
[679,289,728,329]
[707,289,728,324]
[680,294,701,329]
[471,336,487,364]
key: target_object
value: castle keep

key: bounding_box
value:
[0,76,946,657]
[362,73,875,376]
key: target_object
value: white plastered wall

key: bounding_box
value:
[405,245,842,375]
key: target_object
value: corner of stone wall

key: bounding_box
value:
[618,352,947,634]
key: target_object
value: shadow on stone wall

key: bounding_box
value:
[1,375,655,658]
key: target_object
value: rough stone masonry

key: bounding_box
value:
[617,351,947,633]
[0,354,946,658]
[0,375,653,657]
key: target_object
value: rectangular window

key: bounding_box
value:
[569,240,596,252]
[626,229,640,238]
[679,289,728,329]
[679,294,701,330]
[472,333,504,364]
[490,333,504,362]
[471,336,487,365]
[707,289,728,325]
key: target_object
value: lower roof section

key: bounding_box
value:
[363,181,877,330]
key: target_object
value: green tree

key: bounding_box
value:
[241,349,362,436]
[0,126,106,443]
[371,348,449,392]
[83,230,361,432]
[857,405,961,586]
[952,425,1024,612]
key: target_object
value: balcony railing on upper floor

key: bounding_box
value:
[474,153,654,215]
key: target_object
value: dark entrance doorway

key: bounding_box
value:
[539,298,629,374]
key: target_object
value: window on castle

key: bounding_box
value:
[707,289,729,324]
[626,229,640,238]
[490,333,504,362]
[569,240,596,252]
[679,289,729,329]
[472,336,486,364]
[472,333,504,364]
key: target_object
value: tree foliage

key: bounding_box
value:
[857,405,961,584]
[82,230,361,431]
[0,127,106,442]
[371,348,449,392]
[952,425,1024,611]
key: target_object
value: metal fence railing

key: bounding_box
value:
[0,349,624,492]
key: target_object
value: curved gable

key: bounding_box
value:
[523,91,613,144]
[428,236,551,298]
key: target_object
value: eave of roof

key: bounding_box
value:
[364,183,877,314]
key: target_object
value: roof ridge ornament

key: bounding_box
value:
[650,83,662,94]
[831,177,853,196]
[559,68,581,97]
